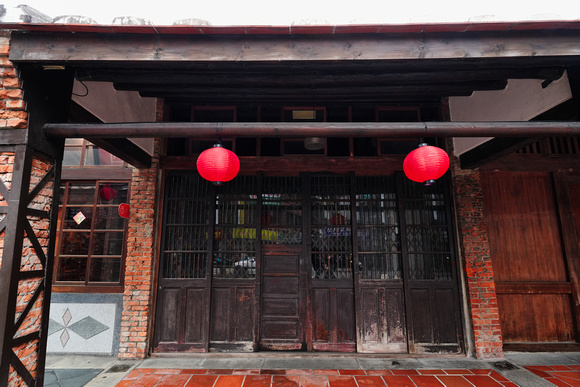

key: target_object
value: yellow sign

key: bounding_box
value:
[233,228,278,241]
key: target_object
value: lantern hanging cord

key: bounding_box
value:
[216,122,223,144]
[419,122,428,144]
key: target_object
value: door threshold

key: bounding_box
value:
[150,351,468,359]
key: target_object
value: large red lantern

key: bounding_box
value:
[196,144,240,185]
[403,143,449,186]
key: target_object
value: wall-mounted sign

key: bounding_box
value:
[118,203,130,219]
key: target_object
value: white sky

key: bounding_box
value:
[3,0,580,25]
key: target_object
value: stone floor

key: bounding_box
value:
[43,352,580,386]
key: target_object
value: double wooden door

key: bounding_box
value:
[153,172,463,354]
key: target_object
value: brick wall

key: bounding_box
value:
[450,157,504,359]
[0,31,27,129]
[118,140,160,359]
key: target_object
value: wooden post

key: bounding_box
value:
[0,62,73,386]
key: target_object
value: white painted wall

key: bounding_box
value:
[72,81,156,154]
[449,72,573,155]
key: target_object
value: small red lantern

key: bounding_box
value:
[403,143,449,186]
[196,144,240,185]
[99,184,117,202]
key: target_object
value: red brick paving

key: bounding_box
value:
[525,365,580,386]
[116,367,532,386]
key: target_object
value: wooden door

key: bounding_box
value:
[259,246,305,350]
[309,175,356,352]
[400,175,463,354]
[354,176,407,353]
[154,172,213,352]
[209,176,259,351]
[482,172,576,345]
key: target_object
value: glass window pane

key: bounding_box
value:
[57,257,87,281]
[84,145,124,166]
[63,207,93,229]
[61,232,91,255]
[97,182,129,205]
[89,258,121,282]
[92,232,124,255]
[95,207,125,230]
[68,183,96,205]
[63,147,82,166]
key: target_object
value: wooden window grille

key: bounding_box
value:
[54,181,130,291]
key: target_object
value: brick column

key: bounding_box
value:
[451,158,504,359]
[0,32,27,129]
[118,140,160,359]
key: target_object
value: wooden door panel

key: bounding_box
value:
[184,288,207,343]
[311,285,356,351]
[158,288,180,343]
[263,276,299,295]
[358,285,407,353]
[482,173,567,282]
[409,288,431,344]
[209,284,255,350]
[407,285,461,354]
[262,321,301,340]
[263,254,299,273]
[154,284,208,352]
[498,294,574,342]
[434,288,459,344]
[482,172,575,344]
[260,249,305,350]
[262,299,299,317]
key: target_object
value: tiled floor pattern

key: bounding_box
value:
[116,368,522,386]
[525,365,580,387]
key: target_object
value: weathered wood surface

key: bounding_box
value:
[10,31,580,63]
[259,247,304,350]
[482,172,576,343]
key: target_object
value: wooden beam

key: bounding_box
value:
[9,31,580,64]
[495,281,573,294]
[43,121,580,139]
[162,155,405,174]
[479,154,580,172]
[88,138,151,169]
[459,137,542,169]
[123,80,507,95]
[92,67,565,87]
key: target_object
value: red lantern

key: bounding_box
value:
[403,143,449,186]
[331,213,345,225]
[99,184,117,201]
[196,144,240,185]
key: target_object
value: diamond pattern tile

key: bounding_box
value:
[68,316,110,340]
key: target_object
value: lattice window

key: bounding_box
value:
[355,176,402,280]
[401,178,452,280]
[262,176,303,245]
[213,175,258,279]
[161,173,211,279]
[311,175,353,279]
